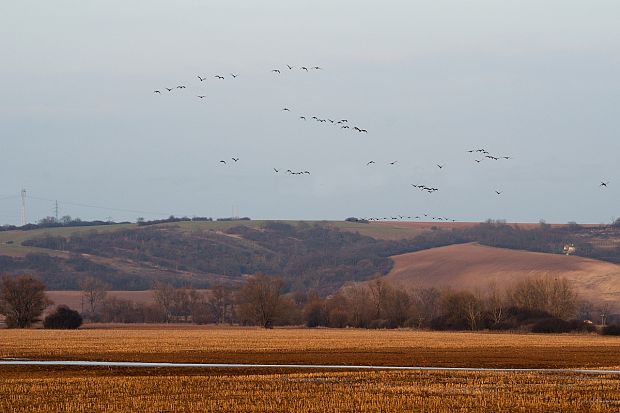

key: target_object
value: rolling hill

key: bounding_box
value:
[1,219,620,298]
[385,243,620,304]
[1,220,445,292]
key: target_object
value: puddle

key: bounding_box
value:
[1,359,620,375]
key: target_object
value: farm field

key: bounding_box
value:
[2,327,620,412]
[386,243,620,304]
[2,368,620,412]
[2,327,620,368]
[45,291,157,310]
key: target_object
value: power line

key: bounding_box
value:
[25,195,186,217]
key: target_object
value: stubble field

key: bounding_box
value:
[2,327,620,412]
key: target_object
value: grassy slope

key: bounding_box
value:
[0,220,430,258]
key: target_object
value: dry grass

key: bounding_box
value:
[2,369,620,412]
[2,327,620,368]
[2,328,620,412]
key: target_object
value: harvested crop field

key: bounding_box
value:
[2,368,620,413]
[2,327,620,412]
[2,327,620,369]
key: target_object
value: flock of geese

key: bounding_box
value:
[153,65,612,221]
[365,214,456,222]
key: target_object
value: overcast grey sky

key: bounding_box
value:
[1,0,619,225]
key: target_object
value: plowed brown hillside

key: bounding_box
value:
[386,243,620,304]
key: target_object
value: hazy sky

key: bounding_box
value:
[2,1,619,225]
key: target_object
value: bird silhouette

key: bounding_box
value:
[176,85,186,89]
[197,76,206,81]
[300,66,309,71]
[366,161,375,166]
[286,64,294,70]
[219,160,226,164]
[475,159,482,163]
[300,116,306,120]
[437,164,445,169]
[197,95,206,99]
[273,168,279,173]
[272,69,281,74]
[232,158,239,162]
[153,90,161,94]
[282,108,290,111]
[165,88,173,92]
[214,75,225,80]
[495,190,502,195]
[230,73,238,78]
[312,66,322,70]
[601,181,610,187]
[389,161,398,165]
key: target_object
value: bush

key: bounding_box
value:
[368,319,397,329]
[568,320,597,333]
[43,306,83,329]
[602,324,620,336]
[531,317,572,333]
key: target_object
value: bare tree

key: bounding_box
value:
[411,287,441,328]
[440,290,482,330]
[153,282,176,323]
[171,288,192,322]
[340,283,374,328]
[547,278,577,319]
[0,276,51,328]
[509,277,549,312]
[368,275,388,319]
[209,283,235,324]
[485,281,506,326]
[509,276,577,319]
[578,301,594,321]
[382,286,411,327]
[238,274,284,328]
[463,293,483,331]
[80,276,108,320]
[598,303,612,326]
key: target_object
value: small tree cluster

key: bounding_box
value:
[0,275,50,328]
[43,306,83,329]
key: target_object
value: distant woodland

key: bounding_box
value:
[0,220,617,292]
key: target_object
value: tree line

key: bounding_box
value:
[2,273,618,334]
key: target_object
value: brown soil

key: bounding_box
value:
[387,243,620,304]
